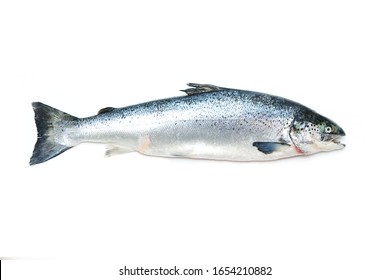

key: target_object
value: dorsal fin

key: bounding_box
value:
[97,107,115,115]
[181,83,221,95]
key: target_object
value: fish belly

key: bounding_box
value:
[131,119,298,161]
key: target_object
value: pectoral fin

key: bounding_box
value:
[252,142,290,154]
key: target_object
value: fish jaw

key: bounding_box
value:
[313,136,345,153]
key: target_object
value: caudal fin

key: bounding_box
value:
[30,102,78,165]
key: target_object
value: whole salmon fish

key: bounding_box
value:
[30,83,345,165]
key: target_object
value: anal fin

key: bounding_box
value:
[105,145,133,157]
[253,142,290,154]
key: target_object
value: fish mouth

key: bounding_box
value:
[323,134,345,147]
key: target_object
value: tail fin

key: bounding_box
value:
[30,102,78,165]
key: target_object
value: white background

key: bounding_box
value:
[1,0,389,279]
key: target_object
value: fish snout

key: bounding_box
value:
[337,126,346,136]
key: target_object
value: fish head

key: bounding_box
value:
[289,109,345,155]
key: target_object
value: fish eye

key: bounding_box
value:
[325,126,332,133]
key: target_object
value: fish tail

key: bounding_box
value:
[30,102,78,165]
